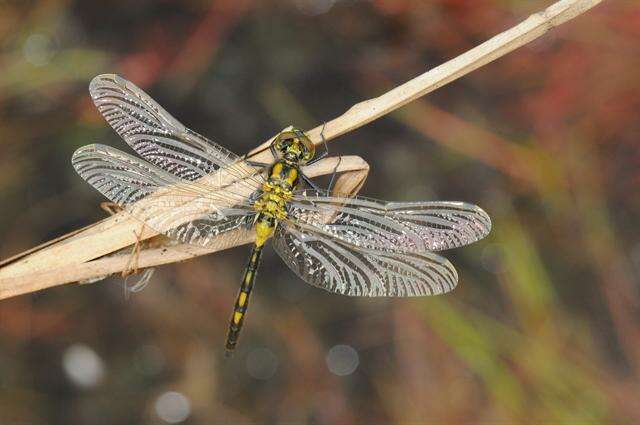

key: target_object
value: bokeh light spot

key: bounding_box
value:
[246,347,278,380]
[326,344,359,376]
[23,34,54,66]
[155,391,191,424]
[62,344,105,388]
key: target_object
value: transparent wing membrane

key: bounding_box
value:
[287,190,491,253]
[72,144,256,247]
[89,74,264,191]
[74,73,491,302]
[272,221,458,297]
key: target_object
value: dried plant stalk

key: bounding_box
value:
[0,156,368,299]
[0,0,603,299]
[249,0,603,157]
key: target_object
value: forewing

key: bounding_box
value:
[72,144,256,247]
[272,221,458,297]
[287,190,491,253]
[89,74,264,190]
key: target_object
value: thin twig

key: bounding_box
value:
[0,0,603,299]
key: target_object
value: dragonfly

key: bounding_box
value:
[72,74,492,355]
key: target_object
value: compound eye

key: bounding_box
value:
[274,137,289,153]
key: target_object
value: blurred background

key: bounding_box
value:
[1,0,639,423]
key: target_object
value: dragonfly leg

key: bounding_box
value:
[100,201,123,216]
[300,172,322,192]
[327,156,343,194]
[307,122,329,165]
[245,160,271,168]
[300,156,341,193]
[122,225,156,299]
[310,150,328,164]
[242,212,257,230]
[269,143,279,161]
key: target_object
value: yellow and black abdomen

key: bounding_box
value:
[225,241,264,354]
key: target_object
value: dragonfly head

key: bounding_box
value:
[273,127,315,164]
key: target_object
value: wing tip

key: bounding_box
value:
[474,204,493,238]
[457,201,493,240]
[89,74,127,98]
[71,143,97,161]
[439,256,459,295]
[71,144,128,170]
[71,144,108,175]
[90,73,115,87]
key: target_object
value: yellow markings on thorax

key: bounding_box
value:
[287,167,298,186]
[271,161,284,177]
[253,160,299,238]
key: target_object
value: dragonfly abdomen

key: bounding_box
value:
[225,242,264,355]
[224,213,276,356]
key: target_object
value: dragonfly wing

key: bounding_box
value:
[72,144,256,247]
[287,190,491,253]
[89,74,264,190]
[272,220,458,297]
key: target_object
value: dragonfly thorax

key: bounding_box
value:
[254,160,299,220]
[266,162,298,191]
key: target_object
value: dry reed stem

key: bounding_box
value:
[249,0,604,157]
[0,156,368,299]
[0,0,603,299]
